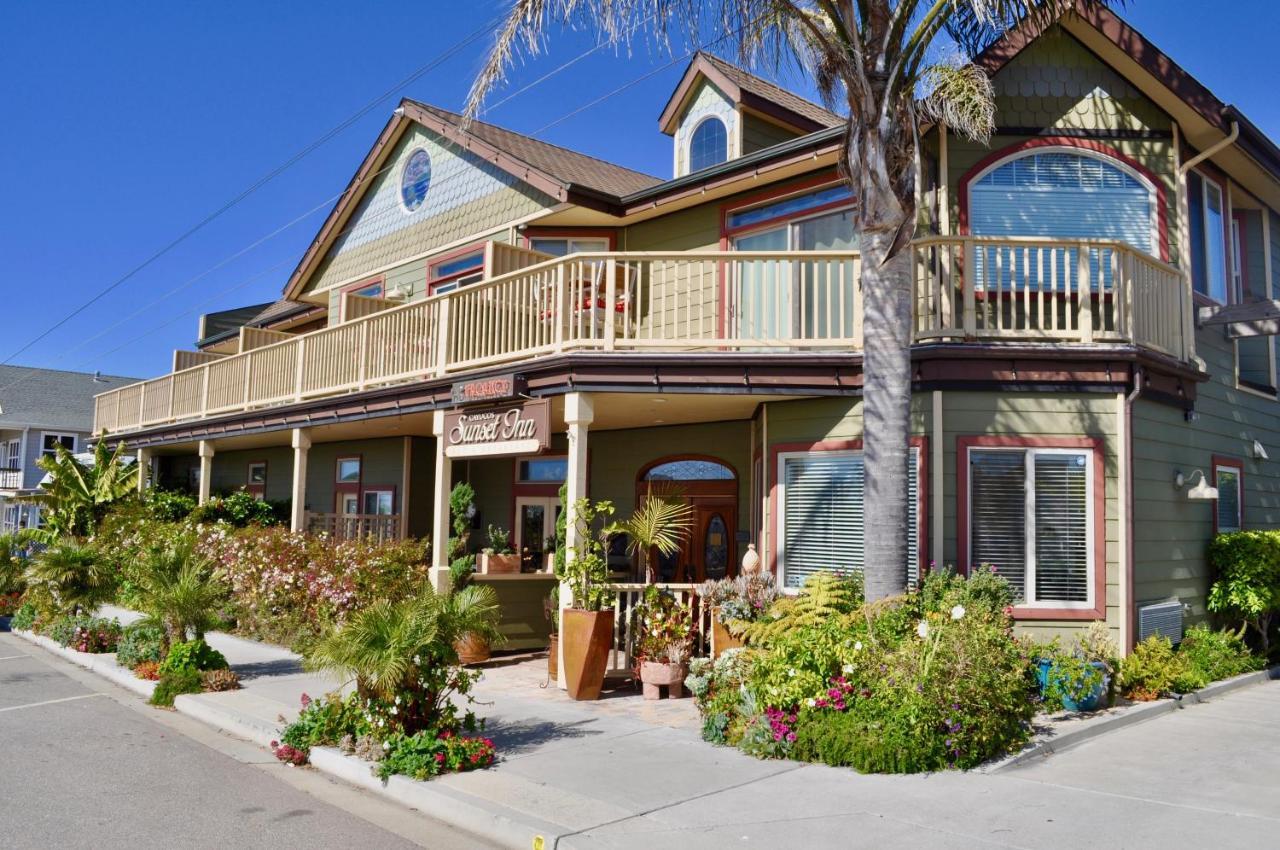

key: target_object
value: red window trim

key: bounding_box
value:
[767,437,928,587]
[334,455,362,508]
[956,435,1106,622]
[717,170,849,246]
[427,242,487,293]
[338,275,385,320]
[520,229,617,251]
[512,453,568,499]
[246,459,267,499]
[956,137,1170,263]
[1212,455,1245,535]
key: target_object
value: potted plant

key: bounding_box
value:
[697,569,780,658]
[446,483,493,664]
[1040,652,1108,712]
[479,524,521,574]
[558,497,616,700]
[543,586,560,681]
[608,490,694,584]
[633,585,693,699]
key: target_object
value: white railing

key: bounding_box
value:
[0,468,21,490]
[604,582,708,675]
[94,240,1189,435]
[306,512,401,542]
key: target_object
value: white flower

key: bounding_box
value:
[378,718,385,727]
[950,605,966,621]
[854,641,863,652]
[916,621,929,639]
[413,655,420,664]
[389,706,398,715]
[805,698,816,707]
[842,663,854,674]
[383,741,391,750]
[394,695,401,705]
[788,667,797,677]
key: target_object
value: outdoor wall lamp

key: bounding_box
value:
[1174,469,1218,500]
[1253,440,1269,461]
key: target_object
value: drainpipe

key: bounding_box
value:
[1179,121,1240,177]
[1120,368,1144,655]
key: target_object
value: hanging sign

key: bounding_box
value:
[450,374,525,405]
[443,399,549,458]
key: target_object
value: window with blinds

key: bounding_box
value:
[778,449,919,591]
[969,448,1092,606]
[1215,465,1242,533]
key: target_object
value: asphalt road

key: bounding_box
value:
[0,630,496,850]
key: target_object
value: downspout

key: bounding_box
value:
[1179,121,1240,176]
[1121,368,1143,655]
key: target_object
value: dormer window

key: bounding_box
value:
[688,117,728,173]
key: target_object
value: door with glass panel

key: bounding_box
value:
[515,496,561,572]
[732,207,857,343]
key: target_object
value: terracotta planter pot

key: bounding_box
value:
[561,608,613,700]
[547,633,559,681]
[454,632,492,665]
[711,618,744,658]
[479,553,522,575]
[639,660,689,699]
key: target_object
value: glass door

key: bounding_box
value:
[515,496,560,572]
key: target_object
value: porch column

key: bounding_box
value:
[290,428,311,533]
[559,392,594,689]
[135,447,150,495]
[429,410,453,594]
[197,441,214,505]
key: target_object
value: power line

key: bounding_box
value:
[0,11,505,368]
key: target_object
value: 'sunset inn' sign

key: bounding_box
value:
[443,400,549,459]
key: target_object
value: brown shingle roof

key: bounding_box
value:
[697,53,844,129]
[406,101,663,197]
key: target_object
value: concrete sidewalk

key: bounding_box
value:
[22,610,1280,849]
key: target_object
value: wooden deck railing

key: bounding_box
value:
[94,239,1189,434]
[306,512,401,542]
[604,582,708,674]
[0,468,22,490]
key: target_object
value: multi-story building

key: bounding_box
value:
[0,366,140,532]
[93,5,1280,654]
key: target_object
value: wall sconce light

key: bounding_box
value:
[1253,440,1269,461]
[1174,469,1218,500]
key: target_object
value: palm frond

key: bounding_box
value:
[919,61,995,143]
[944,0,1122,58]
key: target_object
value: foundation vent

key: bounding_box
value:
[1137,599,1184,645]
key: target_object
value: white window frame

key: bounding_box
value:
[1189,169,1230,304]
[5,439,19,469]
[527,237,610,257]
[40,432,76,458]
[686,115,729,174]
[775,446,921,593]
[1214,462,1243,533]
[361,488,395,516]
[966,445,1095,610]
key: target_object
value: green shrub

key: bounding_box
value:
[376,730,496,780]
[1207,530,1280,652]
[145,489,197,522]
[10,602,37,631]
[150,668,203,707]
[116,622,166,669]
[686,649,754,745]
[279,692,371,755]
[159,639,228,677]
[1178,625,1264,682]
[190,490,282,527]
[1119,636,1195,699]
[1044,654,1105,706]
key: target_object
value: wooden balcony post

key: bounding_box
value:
[554,261,566,353]
[200,366,210,417]
[429,410,453,593]
[435,297,451,376]
[290,428,311,533]
[294,337,306,401]
[604,257,617,351]
[197,440,214,506]
[560,391,595,689]
[358,321,370,389]
[135,447,150,495]
[962,239,977,338]
[242,353,253,409]
[1077,245,1093,343]
[1122,250,1136,342]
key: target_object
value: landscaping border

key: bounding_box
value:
[984,665,1280,772]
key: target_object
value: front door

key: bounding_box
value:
[515,496,560,572]
[697,506,735,582]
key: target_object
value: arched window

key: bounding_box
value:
[688,117,728,173]
[969,149,1157,254]
[643,458,735,481]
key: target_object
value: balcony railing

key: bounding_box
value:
[306,512,401,542]
[0,468,21,490]
[94,238,1189,435]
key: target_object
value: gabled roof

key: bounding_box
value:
[659,52,844,135]
[0,366,142,431]
[197,299,323,348]
[281,100,662,300]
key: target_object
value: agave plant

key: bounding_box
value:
[609,490,695,584]
[28,440,138,541]
[131,535,228,652]
[24,539,115,616]
[306,585,503,734]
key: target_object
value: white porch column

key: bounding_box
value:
[197,441,214,505]
[429,410,453,594]
[290,428,311,533]
[135,447,150,495]
[559,392,594,689]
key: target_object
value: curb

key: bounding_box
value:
[10,628,156,699]
[987,663,1280,772]
[310,747,569,850]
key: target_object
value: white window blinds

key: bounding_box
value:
[1216,466,1242,533]
[779,450,918,590]
[969,448,1092,605]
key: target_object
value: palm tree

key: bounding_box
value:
[132,536,227,652]
[25,539,115,616]
[609,491,695,584]
[466,0,1113,600]
[307,585,502,733]
[29,440,138,540]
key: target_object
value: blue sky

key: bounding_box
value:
[2,0,1278,379]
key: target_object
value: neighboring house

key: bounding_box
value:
[91,4,1280,655]
[0,366,141,533]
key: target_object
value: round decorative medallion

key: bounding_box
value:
[400,148,431,211]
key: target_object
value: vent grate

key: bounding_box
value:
[1137,600,1183,645]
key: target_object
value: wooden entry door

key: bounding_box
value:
[654,502,736,583]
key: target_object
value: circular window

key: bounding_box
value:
[400,149,432,211]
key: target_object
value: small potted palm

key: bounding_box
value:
[478,524,521,574]
[558,497,616,700]
[609,490,694,584]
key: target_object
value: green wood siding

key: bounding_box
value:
[210,447,294,502]
[741,113,801,155]
[304,438,406,515]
